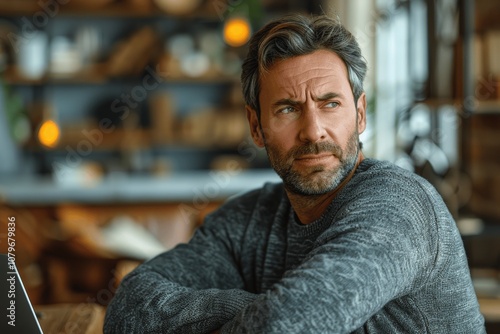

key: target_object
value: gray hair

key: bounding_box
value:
[241,14,367,116]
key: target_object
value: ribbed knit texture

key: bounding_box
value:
[104,159,485,333]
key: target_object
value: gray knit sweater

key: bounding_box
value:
[104,159,485,333]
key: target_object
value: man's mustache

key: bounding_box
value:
[288,142,343,161]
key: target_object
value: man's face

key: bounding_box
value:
[247,50,366,195]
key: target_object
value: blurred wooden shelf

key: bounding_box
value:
[0,169,280,205]
[2,66,239,86]
[475,100,500,114]
[0,0,221,19]
[2,65,108,85]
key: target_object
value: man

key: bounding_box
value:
[104,14,485,333]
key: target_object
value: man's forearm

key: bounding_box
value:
[104,269,257,334]
[104,207,255,334]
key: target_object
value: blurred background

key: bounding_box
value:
[1,0,500,331]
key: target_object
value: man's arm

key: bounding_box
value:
[103,204,258,334]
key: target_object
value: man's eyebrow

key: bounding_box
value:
[272,98,301,107]
[312,92,344,101]
[272,93,345,107]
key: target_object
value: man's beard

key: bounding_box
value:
[264,129,360,196]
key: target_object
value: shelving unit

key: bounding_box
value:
[0,0,274,185]
[459,0,500,223]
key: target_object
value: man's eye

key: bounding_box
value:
[278,106,295,114]
[325,102,339,108]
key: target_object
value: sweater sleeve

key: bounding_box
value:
[220,177,439,333]
[103,200,259,334]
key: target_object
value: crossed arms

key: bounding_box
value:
[103,189,435,334]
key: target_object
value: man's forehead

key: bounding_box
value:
[259,50,350,97]
[261,51,347,84]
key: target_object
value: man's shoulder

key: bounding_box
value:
[210,181,285,219]
[347,158,446,211]
[356,158,435,190]
[357,158,416,177]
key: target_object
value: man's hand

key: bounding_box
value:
[210,330,220,334]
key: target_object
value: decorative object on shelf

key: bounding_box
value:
[162,33,194,78]
[16,30,48,79]
[149,93,175,144]
[223,17,251,47]
[119,112,152,173]
[179,107,248,148]
[162,30,239,79]
[37,104,60,149]
[107,26,160,77]
[75,26,101,67]
[52,161,104,187]
[38,119,60,149]
[49,36,82,76]
[0,80,30,145]
[180,51,210,77]
[153,0,203,16]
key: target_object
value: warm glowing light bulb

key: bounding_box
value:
[223,17,251,47]
[38,119,60,148]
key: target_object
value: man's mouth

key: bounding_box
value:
[294,153,335,166]
[295,153,332,160]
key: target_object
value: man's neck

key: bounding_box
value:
[287,152,364,225]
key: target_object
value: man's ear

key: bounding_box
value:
[246,105,265,147]
[356,93,367,134]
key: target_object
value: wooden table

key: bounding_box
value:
[35,303,105,334]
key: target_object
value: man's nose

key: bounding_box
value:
[298,108,327,143]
